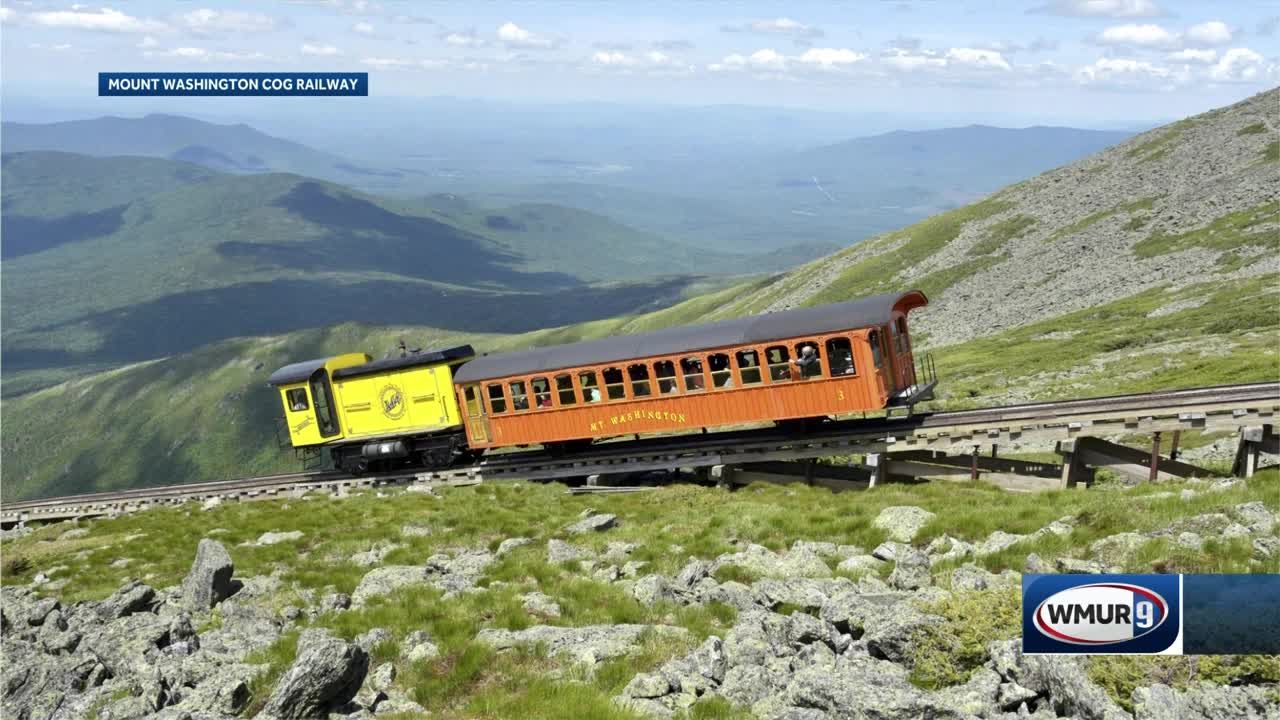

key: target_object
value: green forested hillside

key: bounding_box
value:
[0,152,763,394]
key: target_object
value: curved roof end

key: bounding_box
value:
[893,289,929,315]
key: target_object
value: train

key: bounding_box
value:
[267,290,936,474]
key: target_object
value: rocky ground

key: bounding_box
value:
[3,473,1278,720]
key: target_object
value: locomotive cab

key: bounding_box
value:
[267,353,371,449]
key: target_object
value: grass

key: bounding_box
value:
[804,196,1014,307]
[1133,200,1279,259]
[1089,655,1280,713]
[4,465,1277,717]
[908,585,1021,689]
[1125,118,1198,163]
[1047,196,1159,243]
[1262,141,1279,165]
[968,215,1036,257]
[931,273,1279,407]
[1237,123,1267,136]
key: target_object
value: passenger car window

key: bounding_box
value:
[532,377,552,409]
[766,345,792,382]
[827,337,856,376]
[603,367,626,400]
[794,342,823,379]
[286,388,309,412]
[709,353,733,388]
[629,364,652,397]
[869,330,884,368]
[579,371,602,403]
[510,380,529,411]
[735,349,762,385]
[681,357,706,392]
[556,374,577,406]
[655,360,680,395]
[487,383,508,414]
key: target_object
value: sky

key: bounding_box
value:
[1,0,1278,125]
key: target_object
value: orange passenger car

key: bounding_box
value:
[452,290,933,450]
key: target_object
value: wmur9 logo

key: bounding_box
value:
[1023,575,1182,654]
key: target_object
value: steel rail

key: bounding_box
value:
[3,382,1276,523]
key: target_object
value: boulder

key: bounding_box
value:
[1133,681,1280,720]
[251,530,304,546]
[872,541,911,562]
[548,539,588,564]
[715,544,832,579]
[495,537,532,556]
[402,630,440,663]
[873,506,937,542]
[888,550,932,591]
[521,591,562,618]
[477,624,690,665]
[1018,653,1131,720]
[976,531,1027,557]
[351,566,428,607]
[181,539,235,611]
[566,513,618,534]
[99,576,159,617]
[836,554,885,574]
[261,629,369,719]
[423,549,493,596]
[1233,502,1276,535]
[1088,532,1148,568]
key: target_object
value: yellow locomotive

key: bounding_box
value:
[267,344,475,473]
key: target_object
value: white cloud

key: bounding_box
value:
[1096,23,1178,47]
[28,7,167,33]
[360,56,414,69]
[301,43,341,56]
[351,21,374,35]
[1184,21,1231,47]
[137,35,159,49]
[144,46,269,61]
[1031,0,1163,18]
[882,49,947,71]
[945,47,1011,71]
[1076,57,1172,85]
[181,9,278,34]
[1208,47,1267,81]
[797,47,867,68]
[722,17,823,40]
[1166,48,1216,63]
[591,51,635,67]
[0,8,14,23]
[497,21,557,49]
[708,48,789,72]
[443,30,483,47]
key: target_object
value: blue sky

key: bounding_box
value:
[2,1,1277,124]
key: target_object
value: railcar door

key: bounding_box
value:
[461,385,490,443]
[308,369,342,438]
[867,329,894,402]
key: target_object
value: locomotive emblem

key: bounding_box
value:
[380,384,406,420]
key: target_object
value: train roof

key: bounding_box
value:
[453,290,927,383]
[332,345,474,380]
[266,358,330,386]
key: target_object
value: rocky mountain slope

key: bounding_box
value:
[2,472,1277,719]
[715,87,1278,345]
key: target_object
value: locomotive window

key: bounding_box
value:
[655,360,680,395]
[510,380,529,412]
[681,357,706,392]
[629,364,652,397]
[286,388,309,412]
[827,338,856,376]
[766,345,792,382]
[709,353,733,388]
[556,374,577,406]
[603,367,626,400]
[309,370,340,437]
[464,386,482,417]
[794,342,823,378]
[579,371,602,403]
[532,377,552,409]
[487,383,508,414]
[735,349,762,385]
[869,330,884,368]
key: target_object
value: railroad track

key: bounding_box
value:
[4,382,1276,527]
